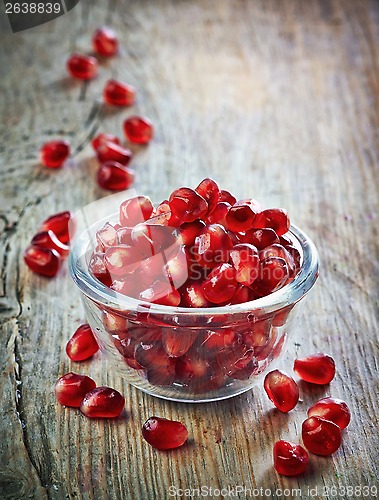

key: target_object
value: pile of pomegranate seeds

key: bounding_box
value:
[267,352,351,476]
[24,211,74,277]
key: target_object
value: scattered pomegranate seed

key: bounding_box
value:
[193,223,233,268]
[302,416,342,455]
[40,140,70,168]
[104,79,136,106]
[31,230,70,257]
[40,211,73,244]
[307,397,351,429]
[169,187,208,223]
[273,441,309,476]
[97,142,132,165]
[80,387,125,418]
[263,369,299,412]
[230,243,259,286]
[119,196,154,227]
[294,353,336,384]
[66,324,99,361]
[254,208,290,236]
[142,416,188,450]
[24,245,61,277]
[91,133,120,152]
[123,116,154,144]
[67,53,98,80]
[97,161,135,191]
[92,27,118,56]
[202,263,238,304]
[55,372,96,407]
[195,178,221,215]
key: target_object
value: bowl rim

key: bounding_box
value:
[69,212,319,318]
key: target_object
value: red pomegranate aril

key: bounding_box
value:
[220,189,237,205]
[40,211,73,244]
[31,230,70,257]
[136,342,177,385]
[97,142,132,166]
[202,263,237,303]
[169,187,208,223]
[132,223,178,257]
[215,344,254,376]
[123,116,153,144]
[254,257,289,295]
[91,133,120,152]
[229,285,253,304]
[229,358,259,380]
[206,202,231,227]
[142,416,188,450]
[226,204,257,232]
[308,397,351,430]
[176,353,212,386]
[66,324,99,361]
[97,161,135,191]
[163,247,189,289]
[24,245,61,277]
[162,328,197,357]
[180,280,211,308]
[104,245,141,276]
[116,226,133,246]
[285,244,301,271]
[67,53,98,80]
[302,416,342,456]
[89,252,112,286]
[259,244,295,275]
[92,26,118,56]
[96,222,117,251]
[242,320,271,349]
[193,223,233,269]
[55,372,96,407]
[40,140,70,168]
[195,178,221,215]
[102,310,128,335]
[294,353,336,384]
[230,243,259,286]
[140,280,181,306]
[120,196,154,227]
[179,220,206,246]
[201,329,238,351]
[80,387,125,418]
[264,369,299,412]
[253,208,290,236]
[273,441,309,476]
[104,79,136,106]
[239,228,280,250]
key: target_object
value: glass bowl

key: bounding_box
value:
[69,213,319,403]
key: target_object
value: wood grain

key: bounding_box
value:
[0,0,378,498]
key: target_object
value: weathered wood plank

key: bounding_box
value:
[1,0,378,498]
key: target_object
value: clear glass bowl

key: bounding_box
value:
[69,213,319,403]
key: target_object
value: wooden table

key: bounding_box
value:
[1,1,378,498]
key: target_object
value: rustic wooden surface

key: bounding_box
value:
[0,0,378,498]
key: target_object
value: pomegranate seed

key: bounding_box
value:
[229,285,253,304]
[176,352,212,386]
[302,416,342,455]
[97,161,135,191]
[138,254,167,286]
[116,226,133,246]
[120,196,154,226]
[55,372,96,407]
[163,247,189,289]
[31,230,70,257]
[89,252,112,286]
[135,342,176,385]
[229,358,259,380]
[40,211,73,244]
[179,220,206,246]
[103,79,136,106]
[239,228,279,250]
[162,328,197,357]
[142,416,188,450]
[201,329,238,351]
[123,116,153,144]
[169,187,208,223]
[97,142,132,166]
[253,208,290,236]
[102,310,128,335]
[308,397,351,430]
[220,189,237,205]
[206,202,231,227]
[225,203,258,232]
[140,280,181,306]
[272,305,294,327]
[294,353,336,384]
[242,320,271,349]
[24,245,61,277]
[92,27,118,56]
[263,369,299,412]
[67,53,98,80]
[91,133,120,152]
[96,223,117,251]
[193,223,233,268]
[230,243,259,286]
[259,244,296,277]
[195,178,221,215]
[40,140,70,168]
[131,223,178,257]
[253,257,289,295]
[273,441,309,476]
[180,280,211,308]
[104,245,141,276]
[80,387,125,418]
[202,263,238,304]
[285,244,301,272]
[66,324,99,361]
[215,343,254,376]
